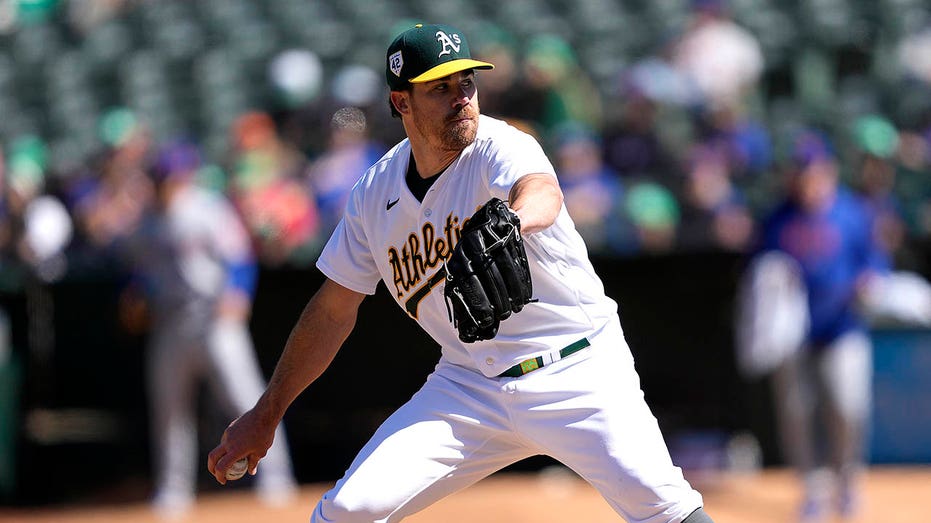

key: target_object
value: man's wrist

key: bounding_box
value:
[254,391,288,425]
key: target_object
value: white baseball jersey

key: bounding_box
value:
[317,115,620,377]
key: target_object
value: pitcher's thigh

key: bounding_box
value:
[312,375,531,523]
[530,350,703,523]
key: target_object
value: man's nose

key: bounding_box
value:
[452,87,471,108]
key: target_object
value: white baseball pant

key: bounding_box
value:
[311,320,703,523]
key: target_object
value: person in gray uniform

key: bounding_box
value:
[114,141,298,517]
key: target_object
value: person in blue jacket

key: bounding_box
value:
[760,130,889,522]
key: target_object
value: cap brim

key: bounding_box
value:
[409,59,494,83]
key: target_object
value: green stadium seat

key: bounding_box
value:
[120,50,170,95]
[198,0,261,27]
[797,0,870,48]
[406,0,475,23]
[640,0,691,37]
[577,39,631,93]
[0,0,916,208]
[836,75,883,123]
[44,54,84,96]
[792,47,838,123]
[877,0,931,40]
[193,49,245,91]
[740,9,797,69]
[81,20,134,71]
[10,22,63,67]
[153,19,206,63]
[227,21,282,66]
[295,19,355,62]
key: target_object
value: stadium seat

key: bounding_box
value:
[10,22,63,67]
[81,20,134,71]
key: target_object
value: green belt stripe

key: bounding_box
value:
[498,337,591,378]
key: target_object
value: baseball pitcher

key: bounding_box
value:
[208,23,714,523]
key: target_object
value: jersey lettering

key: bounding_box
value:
[422,222,447,268]
[407,233,424,285]
[388,212,463,317]
[387,247,405,297]
[400,247,413,288]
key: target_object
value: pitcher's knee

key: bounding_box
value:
[311,493,392,523]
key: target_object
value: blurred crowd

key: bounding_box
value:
[0,0,929,516]
[0,0,930,289]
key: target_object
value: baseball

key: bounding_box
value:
[226,458,248,481]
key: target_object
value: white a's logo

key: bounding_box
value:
[435,31,461,57]
[389,50,403,77]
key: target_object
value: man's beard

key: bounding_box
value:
[442,117,477,150]
[408,96,480,152]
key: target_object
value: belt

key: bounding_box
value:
[498,338,591,378]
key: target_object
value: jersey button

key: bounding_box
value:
[485,357,494,365]
[424,208,432,217]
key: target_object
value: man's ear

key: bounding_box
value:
[390,91,410,114]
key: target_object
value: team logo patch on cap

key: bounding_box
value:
[389,50,403,77]
[435,30,461,57]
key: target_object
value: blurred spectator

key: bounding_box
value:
[0,144,27,293]
[754,130,888,522]
[329,64,383,110]
[897,25,931,86]
[624,180,680,253]
[272,55,398,162]
[0,135,74,430]
[671,0,765,111]
[227,111,321,267]
[601,84,677,181]
[676,142,754,252]
[306,107,386,236]
[2,0,58,30]
[0,146,9,257]
[694,103,773,179]
[519,33,604,136]
[846,115,931,327]
[114,140,298,518]
[70,111,154,251]
[892,117,931,247]
[848,115,907,259]
[268,48,324,112]
[333,64,403,149]
[267,48,331,156]
[4,135,73,283]
[551,123,637,254]
[471,29,544,135]
[620,47,702,109]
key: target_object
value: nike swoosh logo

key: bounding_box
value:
[386,198,400,211]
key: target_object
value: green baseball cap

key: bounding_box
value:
[386,23,494,91]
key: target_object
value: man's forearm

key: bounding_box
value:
[255,280,362,422]
[508,173,563,235]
